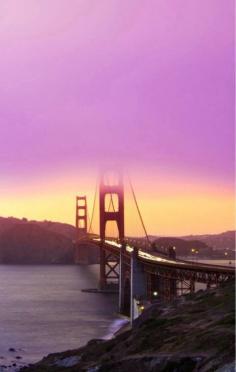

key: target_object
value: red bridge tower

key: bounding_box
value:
[74,196,88,264]
[75,196,87,239]
[99,172,125,289]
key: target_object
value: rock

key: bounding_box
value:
[87,339,104,346]
[54,356,81,367]
[216,362,236,372]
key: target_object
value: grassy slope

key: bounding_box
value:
[21,281,235,372]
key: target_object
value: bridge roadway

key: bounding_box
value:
[76,237,234,321]
[88,237,235,284]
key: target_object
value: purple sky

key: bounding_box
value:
[0,1,234,178]
[0,1,234,234]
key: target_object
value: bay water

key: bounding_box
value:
[0,265,118,370]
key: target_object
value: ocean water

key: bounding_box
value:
[0,260,234,371]
[0,265,119,371]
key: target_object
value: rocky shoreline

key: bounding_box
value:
[0,348,27,372]
[20,280,235,372]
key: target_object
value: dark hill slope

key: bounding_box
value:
[0,223,74,264]
[36,220,76,240]
[22,281,235,371]
[0,217,21,235]
[182,231,235,251]
[153,237,212,257]
[0,217,76,240]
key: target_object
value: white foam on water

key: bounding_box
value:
[103,318,129,340]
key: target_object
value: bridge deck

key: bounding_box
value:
[90,238,235,275]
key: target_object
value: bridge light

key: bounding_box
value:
[140,305,145,311]
[191,249,195,253]
[153,291,158,296]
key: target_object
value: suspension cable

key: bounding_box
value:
[110,194,116,213]
[87,210,93,235]
[128,177,151,247]
[88,180,98,234]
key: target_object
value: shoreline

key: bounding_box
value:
[19,281,235,371]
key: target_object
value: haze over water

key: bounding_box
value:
[0,265,118,370]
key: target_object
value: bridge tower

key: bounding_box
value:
[74,196,88,263]
[99,172,125,293]
[76,196,87,238]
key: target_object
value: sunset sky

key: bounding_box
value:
[0,0,234,236]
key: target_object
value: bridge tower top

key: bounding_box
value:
[75,196,87,240]
[99,171,124,241]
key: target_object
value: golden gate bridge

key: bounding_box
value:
[74,171,235,322]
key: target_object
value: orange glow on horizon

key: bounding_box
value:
[0,171,234,237]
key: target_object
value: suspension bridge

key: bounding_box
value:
[74,171,235,322]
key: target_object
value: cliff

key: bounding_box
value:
[21,280,235,371]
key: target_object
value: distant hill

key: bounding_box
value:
[36,220,76,240]
[150,231,235,254]
[181,231,235,251]
[0,216,234,263]
[0,217,22,235]
[152,237,212,257]
[0,217,76,240]
[0,223,74,264]
[0,217,76,264]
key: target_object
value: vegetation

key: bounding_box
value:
[21,280,235,371]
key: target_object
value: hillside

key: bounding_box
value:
[0,223,74,264]
[0,217,234,263]
[21,280,235,371]
[0,217,76,240]
[152,237,212,257]
[182,231,235,251]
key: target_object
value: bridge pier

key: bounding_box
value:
[119,243,131,315]
[119,244,126,313]
[99,243,106,289]
[130,247,147,325]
